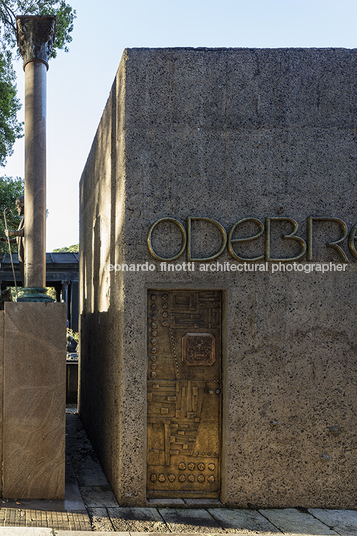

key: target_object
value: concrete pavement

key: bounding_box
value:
[0,409,355,535]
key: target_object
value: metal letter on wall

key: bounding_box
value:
[147,290,222,498]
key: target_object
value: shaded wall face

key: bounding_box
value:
[80,48,357,507]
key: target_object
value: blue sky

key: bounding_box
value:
[2,0,357,250]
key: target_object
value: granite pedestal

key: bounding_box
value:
[1,302,66,499]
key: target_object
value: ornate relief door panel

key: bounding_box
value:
[147,290,222,498]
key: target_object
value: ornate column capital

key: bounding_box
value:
[16,16,56,70]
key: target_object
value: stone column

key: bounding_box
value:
[16,16,55,295]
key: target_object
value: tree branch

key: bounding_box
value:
[0,0,16,31]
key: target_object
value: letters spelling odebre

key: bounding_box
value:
[147,217,357,263]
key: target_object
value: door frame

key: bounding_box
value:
[145,286,227,503]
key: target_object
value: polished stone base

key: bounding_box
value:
[2,302,66,499]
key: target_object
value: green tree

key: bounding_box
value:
[0,0,76,166]
[53,244,79,253]
[0,50,21,166]
[0,174,23,253]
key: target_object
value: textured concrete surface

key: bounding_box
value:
[3,302,66,499]
[308,509,357,536]
[209,508,280,533]
[108,508,167,532]
[80,48,357,508]
[65,414,119,510]
[0,413,354,534]
[157,509,223,533]
[86,508,115,532]
[259,508,338,535]
[0,529,53,535]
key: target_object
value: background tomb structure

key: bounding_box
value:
[79,48,357,508]
[0,251,79,331]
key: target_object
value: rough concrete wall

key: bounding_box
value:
[80,48,357,507]
[79,52,127,494]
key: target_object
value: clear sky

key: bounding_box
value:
[2,0,357,251]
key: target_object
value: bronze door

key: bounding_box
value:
[147,290,222,498]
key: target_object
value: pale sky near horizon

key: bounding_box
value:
[2,0,357,251]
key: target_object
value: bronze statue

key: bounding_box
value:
[3,196,25,286]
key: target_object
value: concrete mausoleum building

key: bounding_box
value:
[79,48,357,508]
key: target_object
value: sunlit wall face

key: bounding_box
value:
[79,47,357,509]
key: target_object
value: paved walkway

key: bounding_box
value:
[0,409,355,535]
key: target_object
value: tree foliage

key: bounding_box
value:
[0,49,21,166]
[0,0,76,57]
[53,244,79,253]
[0,0,76,166]
[0,174,24,253]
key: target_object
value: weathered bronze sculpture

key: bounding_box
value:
[3,196,25,286]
